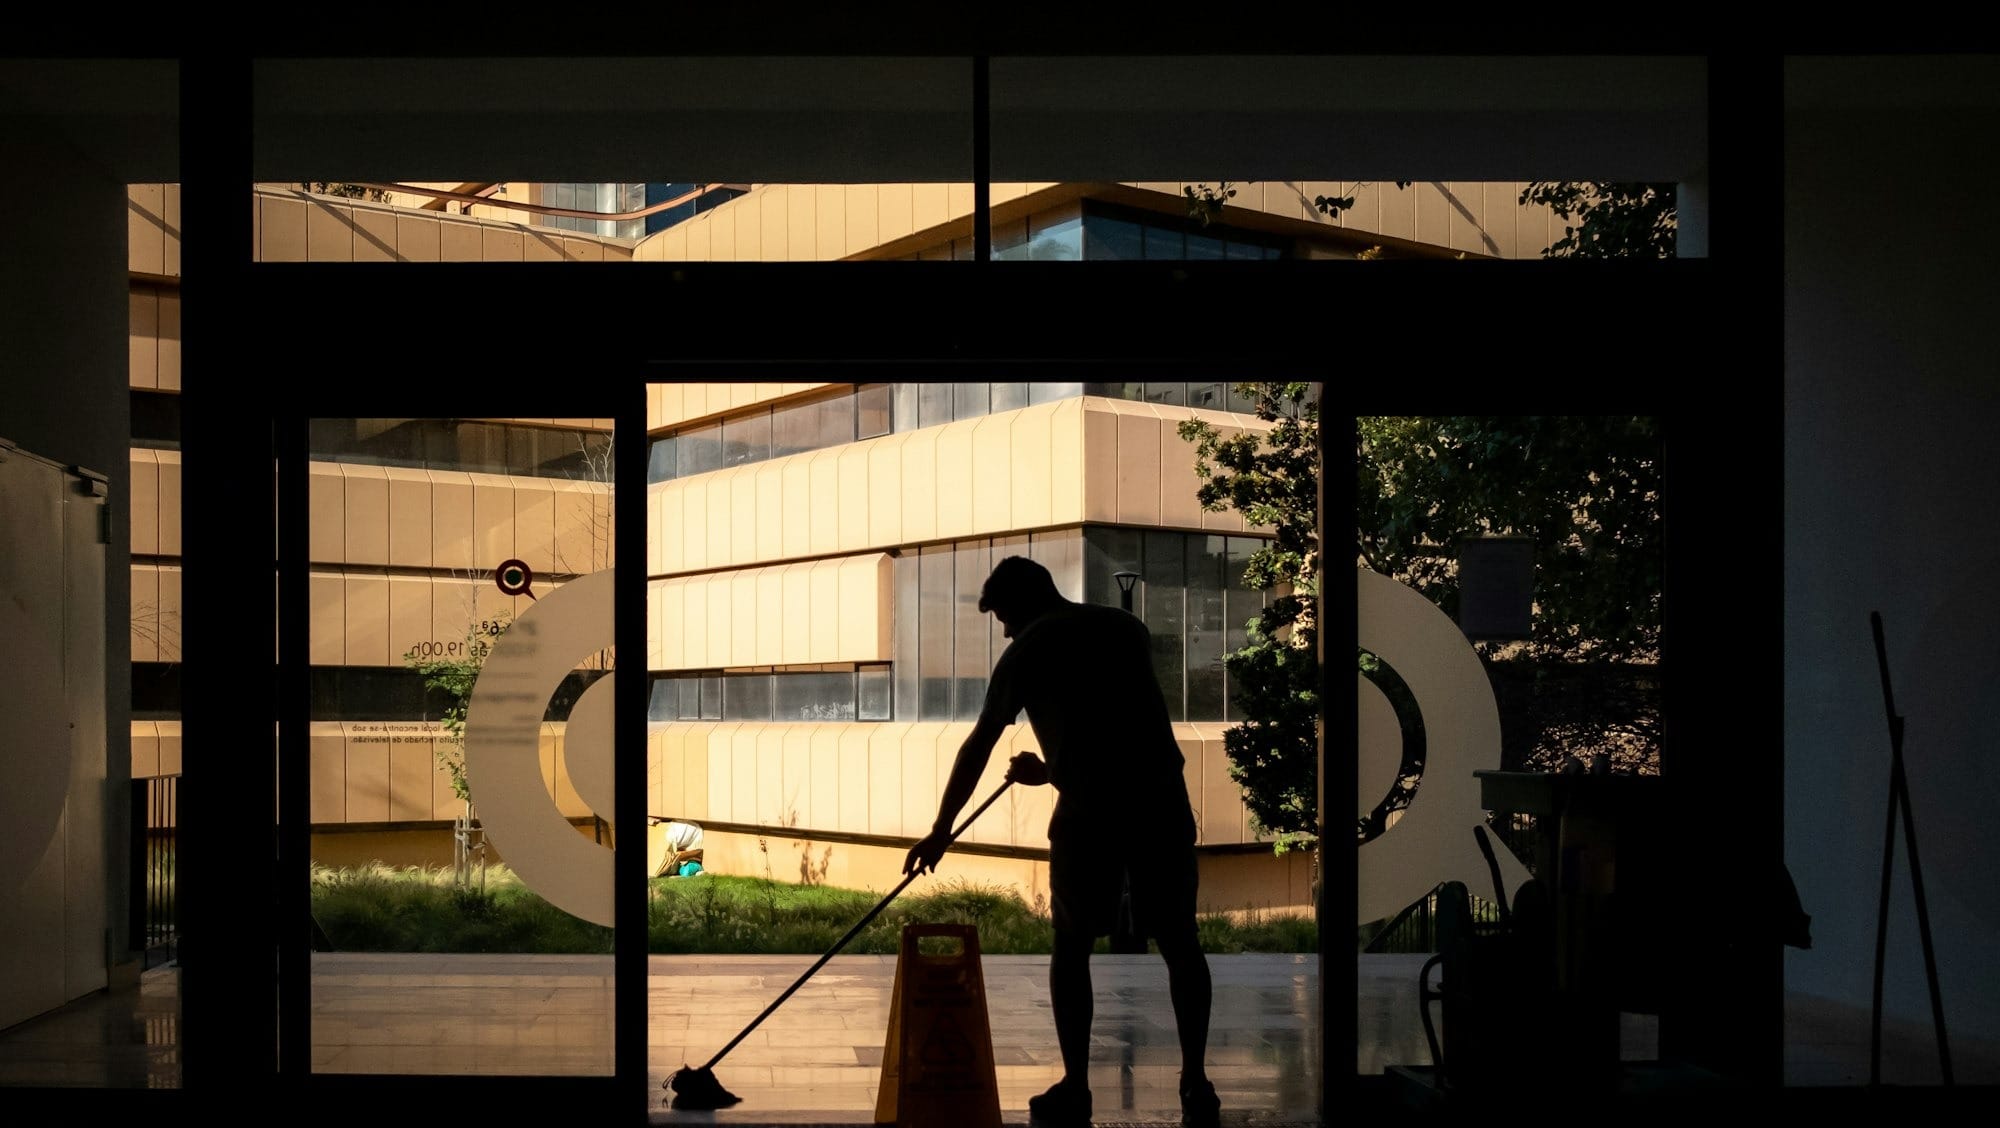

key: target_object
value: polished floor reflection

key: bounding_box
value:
[308,951,1318,1122]
[10,950,1988,1113]
[0,964,180,1088]
[645,954,1318,1123]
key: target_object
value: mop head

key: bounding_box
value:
[665,1064,742,1109]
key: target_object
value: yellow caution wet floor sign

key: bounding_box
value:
[874,923,1001,1128]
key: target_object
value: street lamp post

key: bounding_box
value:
[1113,571,1140,613]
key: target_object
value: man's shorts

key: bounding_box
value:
[1047,797,1199,941]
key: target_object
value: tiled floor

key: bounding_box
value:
[0,964,179,1089]
[7,951,1997,1118]
[308,951,1321,1123]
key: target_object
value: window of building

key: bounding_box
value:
[308,419,610,479]
[131,390,181,450]
[894,529,1084,722]
[308,667,607,722]
[892,527,1266,723]
[535,182,648,239]
[648,386,885,484]
[1080,203,1288,262]
[647,664,893,723]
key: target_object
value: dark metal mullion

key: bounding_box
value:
[178,48,268,1101]
[278,413,313,1080]
[614,392,650,1116]
[973,55,990,263]
[1326,402,1354,1115]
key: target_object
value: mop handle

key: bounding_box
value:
[697,778,1016,1070]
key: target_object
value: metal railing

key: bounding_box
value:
[130,774,178,969]
[1362,815,1543,954]
[1363,883,1503,954]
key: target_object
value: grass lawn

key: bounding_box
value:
[308,863,1317,956]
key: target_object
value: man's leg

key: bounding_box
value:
[1028,926,1096,1121]
[1035,829,1104,1121]
[1049,927,1096,1084]
[1141,837,1218,1125]
[1155,924,1212,1083]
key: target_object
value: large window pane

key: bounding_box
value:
[647,437,677,483]
[992,218,1030,260]
[677,423,720,476]
[1186,535,1228,720]
[858,665,892,721]
[1027,381,1082,405]
[1185,231,1225,260]
[1029,213,1082,260]
[1142,530,1187,719]
[818,394,856,448]
[720,410,770,467]
[857,384,892,439]
[1189,382,1227,411]
[1030,527,1083,603]
[918,383,954,429]
[953,539,991,720]
[992,534,1030,684]
[1084,526,1143,607]
[309,415,615,1079]
[1085,214,1144,260]
[953,383,990,421]
[1144,226,1185,259]
[660,680,692,724]
[457,421,507,474]
[1224,536,1263,720]
[771,398,819,458]
[990,383,1030,413]
[894,553,920,720]
[723,672,774,721]
[775,671,857,722]
[892,382,920,434]
[919,546,954,719]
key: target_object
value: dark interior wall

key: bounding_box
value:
[1786,58,2000,1046]
[0,61,176,961]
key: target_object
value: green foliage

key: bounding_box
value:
[1356,416,1662,664]
[307,866,1317,955]
[1186,179,1671,259]
[1183,182,1237,226]
[301,182,394,203]
[1519,181,1677,259]
[310,863,614,954]
[1311,181,1410,219]
[403,616,510,802]
[1177,383,1320,854]
[1358,416,1663,775]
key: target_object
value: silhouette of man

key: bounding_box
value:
[904,556,1219,1127]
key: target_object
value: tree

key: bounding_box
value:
[300,182,394,203]
[1177,383,1320,854]
[1518,182,1676,259]
[404,602,510,805]
[1357,417,1664,778]
[1184,180,1677,259]
[1356,416,1663,664]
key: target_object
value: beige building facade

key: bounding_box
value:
[131,175,1569,916]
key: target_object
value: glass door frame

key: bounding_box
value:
[167,54,1772,1128]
